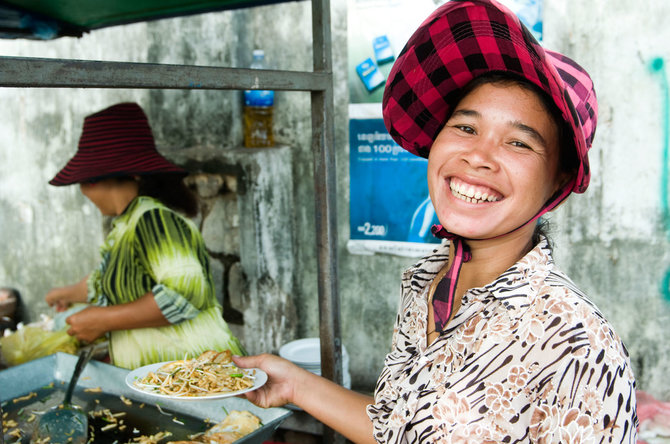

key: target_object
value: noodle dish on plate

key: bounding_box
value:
[125,350,266,400]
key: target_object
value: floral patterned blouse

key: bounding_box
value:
[367,238,638,443]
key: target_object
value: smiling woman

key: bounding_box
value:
[228,1,638,443]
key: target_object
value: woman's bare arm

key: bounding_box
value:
[234,353,376,444]
[65,292,169,342]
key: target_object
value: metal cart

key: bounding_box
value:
[0,0,343,441]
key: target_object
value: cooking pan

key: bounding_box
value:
[0,352,291,443]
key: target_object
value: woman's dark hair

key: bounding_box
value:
[448,72,580,248]
[136,174,199,217]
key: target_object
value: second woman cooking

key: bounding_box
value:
[45,102,246,369]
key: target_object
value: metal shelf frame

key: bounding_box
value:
[0,0,343,442]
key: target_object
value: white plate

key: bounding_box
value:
[279,338,321,366]
[125,361,267,401]
[279,337,350,368]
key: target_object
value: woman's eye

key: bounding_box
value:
[455,125,475,134]
[510,140,531,149]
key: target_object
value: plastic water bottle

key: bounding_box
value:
[243,49,274,147]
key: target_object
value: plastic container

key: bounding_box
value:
[243,49,275,147]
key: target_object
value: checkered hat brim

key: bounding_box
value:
[382,0,597,194]
[49,102,186,186]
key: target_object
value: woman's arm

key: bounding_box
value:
[45,275,89,312]
[234,354,376,444]
[296,372,376,444]
[65,292,169,342]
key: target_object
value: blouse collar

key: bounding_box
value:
[405,236,555,302]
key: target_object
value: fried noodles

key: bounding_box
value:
[134,350,255,397]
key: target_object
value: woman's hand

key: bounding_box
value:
[66,306,107,343]
[45,276,89,312]
[45,286,73,312]
[232,353,305,408]
[63,293,168,343]
[234,353,377,444]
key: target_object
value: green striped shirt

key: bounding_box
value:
[87,196,245,369]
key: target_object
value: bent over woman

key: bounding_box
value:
[46,102,245,369]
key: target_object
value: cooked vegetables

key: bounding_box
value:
[133,431,173,443]
[134,350,255,397]
[167,410,262,444]
[5,384,263,443]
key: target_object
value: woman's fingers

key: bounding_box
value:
[232,354,302,408]
[45,286,72,311]
[65,307,105,342]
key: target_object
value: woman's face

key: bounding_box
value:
[79,179,118,216]
[427,82,564,240]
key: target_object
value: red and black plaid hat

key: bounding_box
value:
[382,0,597,198]
[49,102,187,186]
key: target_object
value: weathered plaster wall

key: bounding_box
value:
[543,0,670,400]
[1,0,670,400]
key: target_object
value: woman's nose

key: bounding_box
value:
[460,139,497,170]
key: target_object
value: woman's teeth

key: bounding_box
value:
[449,181,500,203]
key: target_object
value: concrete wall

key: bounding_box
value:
[543,0,670,401]
[1,0,670,400]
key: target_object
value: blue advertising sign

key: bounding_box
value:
[348,118,441,257]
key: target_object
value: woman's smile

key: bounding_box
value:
[449,177,502,204]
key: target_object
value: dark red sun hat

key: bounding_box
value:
[49,102,187,186]
[382,0,597,197]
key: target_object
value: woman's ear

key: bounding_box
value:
[556,173,573,195]
[552,164,577,195]
[547,173,575,212]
